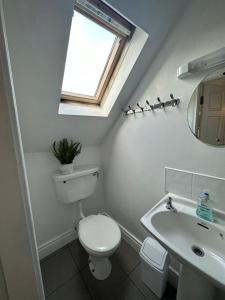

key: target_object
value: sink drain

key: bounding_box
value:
[192,246,205,257]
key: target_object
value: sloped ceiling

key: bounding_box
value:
[3,0,187,153]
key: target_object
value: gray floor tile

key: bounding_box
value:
[68,239,88,271]
[214,287,225,300]
[41,246,68,263]
[41,239,177,300]
[129,263,176,300]
[112,239,140,274]
[47,274,91,300]
[129,263,158,300]
[109,278,146,300]
[41,247,79,296]
[80,258,127,300]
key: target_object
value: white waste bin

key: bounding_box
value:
[140,237,170,298]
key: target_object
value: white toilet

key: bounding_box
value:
[53,165,121,280]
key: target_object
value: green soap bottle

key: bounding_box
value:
[196,192,214,222]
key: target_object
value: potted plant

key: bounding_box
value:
[52,138,82,174]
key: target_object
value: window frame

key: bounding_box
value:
[61,0,133,106]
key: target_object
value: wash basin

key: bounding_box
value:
[141,193,225,299]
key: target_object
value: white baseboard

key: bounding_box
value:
[117,221,142,253]
[38,229,77,260]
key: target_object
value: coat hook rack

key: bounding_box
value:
[123,93,180,116]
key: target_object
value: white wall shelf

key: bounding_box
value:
[177,47,225,79]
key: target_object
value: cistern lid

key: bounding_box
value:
[53,165,99,182]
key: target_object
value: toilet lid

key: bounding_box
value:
[79,215,121,253]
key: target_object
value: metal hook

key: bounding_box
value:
[157,97,164,108]
[170,94,179,106]
[146,100,154,110]
[129,105,135,114]
[175,98,180,106]
[137,103,144,112]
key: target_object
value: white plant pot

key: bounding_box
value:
[59,163,74,175]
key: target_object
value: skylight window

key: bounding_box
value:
[61,0,133,105]
[62,12,116,97]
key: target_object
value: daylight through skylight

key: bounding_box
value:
[62,11,116,97]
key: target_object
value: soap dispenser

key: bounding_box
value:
[196,191,214,222]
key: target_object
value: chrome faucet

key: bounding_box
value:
[166,197,177,213]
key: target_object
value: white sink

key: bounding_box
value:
[141,193,225,300]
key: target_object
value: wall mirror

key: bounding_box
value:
[187,68,225,146]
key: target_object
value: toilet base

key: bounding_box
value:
[88,256,112,280]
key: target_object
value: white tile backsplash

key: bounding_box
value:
[165,167,225,212]
[165,168,193,199]
[192,174,225,211]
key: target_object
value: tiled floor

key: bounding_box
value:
[41,239,177,300]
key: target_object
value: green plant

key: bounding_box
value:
[52,138,82,164]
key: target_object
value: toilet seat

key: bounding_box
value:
[78,215,121,254]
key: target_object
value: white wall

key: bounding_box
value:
[3,0,186,153]
[101,0,225,242]
[25,147,105,255]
